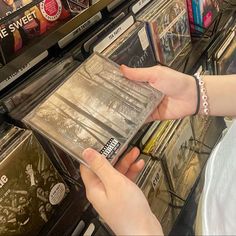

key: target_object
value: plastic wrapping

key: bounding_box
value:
[0,129,69,236]
[24,53,163,166]
[102,22,157,68]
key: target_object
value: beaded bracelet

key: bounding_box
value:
[194,73,209,116]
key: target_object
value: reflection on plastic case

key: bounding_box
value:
[0,130,69,236]
[102,22,157,68]
[24,53,163,166]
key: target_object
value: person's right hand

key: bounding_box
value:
[121,65,197,121]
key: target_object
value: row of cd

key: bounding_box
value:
[1,0,234,91]
[0,111,226,236]
[0,1,234,236]
[0,0,99,66]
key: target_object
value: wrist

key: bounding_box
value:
[184,74,198,116]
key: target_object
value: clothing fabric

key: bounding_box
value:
[196,120,236,235]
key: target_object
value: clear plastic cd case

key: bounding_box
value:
[24,53,163,166]
[102,22,157,68]
[143,0,191,65]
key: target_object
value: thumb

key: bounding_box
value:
[82,148,119,187]
[120,64,159,84]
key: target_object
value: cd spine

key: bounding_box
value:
[187,0,194,31]
[192,0,202,32]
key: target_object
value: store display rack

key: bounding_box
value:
[173,3,236,73]
[0,0,113,85]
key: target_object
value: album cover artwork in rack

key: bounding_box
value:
[0,122,23,155]
[148,0,191,65]
[0,130,69,236]
[140,0,191,65]
[137,160,178,235]
[190,0,223,32]
[161,117,203,199]
[0,0,70,63]
[24,53,163,166]
[215,34,236,75]
[64,0,90,14]
[0,0,34,21]
[102,22,157,68]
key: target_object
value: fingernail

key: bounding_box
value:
[82,148,98,165]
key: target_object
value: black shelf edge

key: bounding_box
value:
[0,0,113,85]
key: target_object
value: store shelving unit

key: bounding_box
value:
[0,0,113,85]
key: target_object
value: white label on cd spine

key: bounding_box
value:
[93,15,135,53]
[58,12,102,48]
[107,0,125,12]
[83,223,95,236]
[132,0,152,14]
[138,26,149,50]
[196,65,203,75]
[0,51,48,91]
[216,31,235,60]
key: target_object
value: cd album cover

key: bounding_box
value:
[0,130,69,236]
[149,0,191,65]
[64,0,89,14]
[24,53,163,166]
[0,0,33,21]
[102,22,157,68]
[191,0,222,32]
[216,34,236,75]
[162,117,195,192]
[138,160,177,235]
[0,0,70,63]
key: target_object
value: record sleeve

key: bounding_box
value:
[0,130,69,236]
[102,22,157,68]
[24,53,163,166]
[144,0,191,65]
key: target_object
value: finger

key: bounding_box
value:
[80,164,107,203]
[82,148,119,187]
[115,147,140,174]
[126,159,145,182]
[120,65,159,84]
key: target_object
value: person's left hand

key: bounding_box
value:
[115,147,145,182]
[80,148,163,236]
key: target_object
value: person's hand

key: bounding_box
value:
[115,147,145,182]
[80,148,163,236]
[121,65,197,121]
